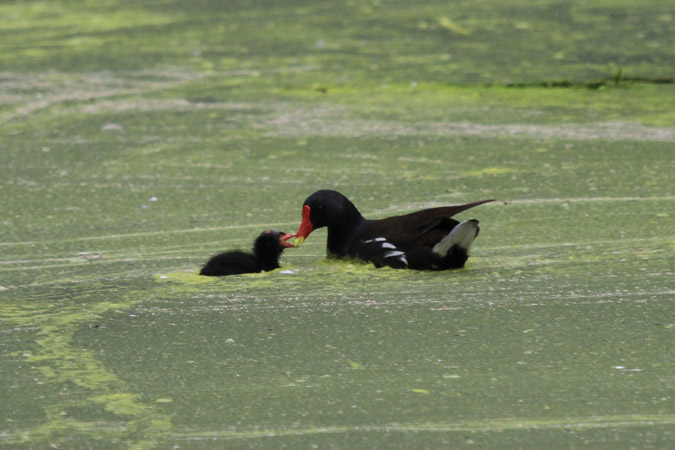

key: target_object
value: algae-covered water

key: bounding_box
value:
[1,1,674,448]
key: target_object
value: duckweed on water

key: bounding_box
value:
[1,0,674,448]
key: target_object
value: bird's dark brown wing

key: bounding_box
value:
[360,199,495,250]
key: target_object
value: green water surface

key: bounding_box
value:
[1,0,673,448]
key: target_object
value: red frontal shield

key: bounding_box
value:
[294,205,313,247]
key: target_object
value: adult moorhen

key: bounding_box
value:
[293,190,495,270]
[200,230,295,276]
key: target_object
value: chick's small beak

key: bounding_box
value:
[294,205,313,247]
[279,232,296,248]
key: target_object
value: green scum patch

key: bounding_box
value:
[1,0,674,448]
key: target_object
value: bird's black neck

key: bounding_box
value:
[326,216,368,257]
[253,239,283,271]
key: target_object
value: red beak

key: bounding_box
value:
[279,232,296,248]
[294,205,313,247]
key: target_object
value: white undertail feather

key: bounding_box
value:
[432,220,479,257]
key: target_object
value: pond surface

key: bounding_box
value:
[1,0,674,448]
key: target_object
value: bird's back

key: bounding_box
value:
[354,200,494,252]
[199,251,263,276]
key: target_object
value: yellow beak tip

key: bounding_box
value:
[293,236,305,248]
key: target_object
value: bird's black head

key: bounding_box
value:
[294,190,364,247]
[253,230,295,270]
[304,190,357,229]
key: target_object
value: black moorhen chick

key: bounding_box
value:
[200,230,295,276]
[293,190,495,270]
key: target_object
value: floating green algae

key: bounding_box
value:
[1,0,673,448]
[1,287,173,448]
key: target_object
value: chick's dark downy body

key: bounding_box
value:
[200,230,294,276]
